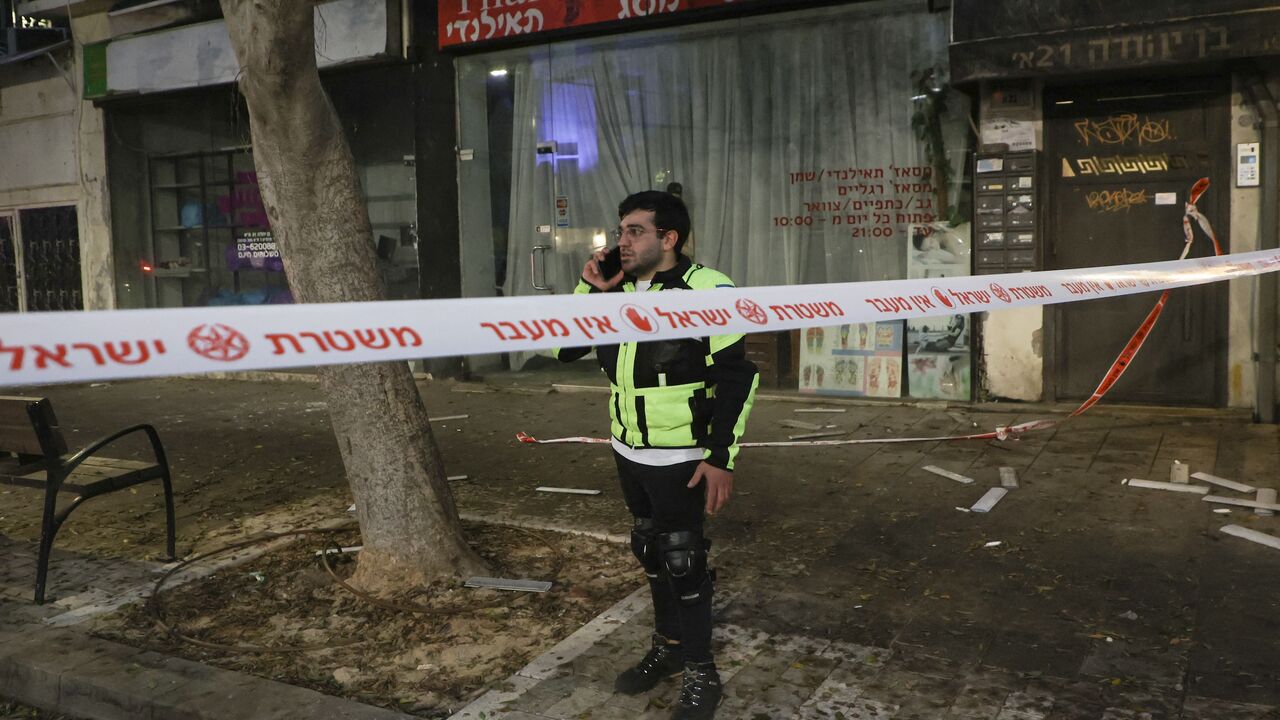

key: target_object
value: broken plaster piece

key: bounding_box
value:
[999,466,1019,489]
[464,577,553,593]
[1220,524,1280,552]
[1201,494,1280,512]
[970,487,1009,513]
[1122,478,1210,494]
[1191,472,1255,494]
[923,465,975,485]
[787,430,849,440]
[778,419,823,431]
[536,487,602,495]
[1256,488,1277,517]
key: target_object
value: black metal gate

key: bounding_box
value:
[0,216,18,313]
[18,206,82,312]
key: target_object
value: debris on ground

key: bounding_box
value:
[1122,478,1210,494]
[1220,524,1280,551]
[90,522,636,718]
[923,465,975,485]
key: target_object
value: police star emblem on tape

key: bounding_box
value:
[989,282,1012,303]
[735,299,769,325]
[187,324,250,362]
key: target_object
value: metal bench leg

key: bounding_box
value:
[34,481,60,605]
[160,467,177,561]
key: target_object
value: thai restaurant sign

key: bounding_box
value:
[438,0,754,48]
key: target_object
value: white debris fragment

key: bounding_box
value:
[1191,472,1255,494]
[1169,460,1190,484]
[1256,488,1277,517]
[794,408,847,414]
[1202,494,1280,512]
[536,486,602,495]
[787,430,848,440]
[983,541,1003,548]
[778,419,823,431]
[315,545,363,556]
[1213,508,1232,515]
[999,466,1019,489]
[1122,478,1210,494]
[1220,524,1280,552]
[970,487,1009,513]
[431,414,469,421]
[924,465,975,485]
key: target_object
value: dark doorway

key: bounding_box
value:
[1045,78,1229,406]
[18,206,82,312]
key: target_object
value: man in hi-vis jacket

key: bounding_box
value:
[556,191,758,720]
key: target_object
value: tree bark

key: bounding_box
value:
[219,0,487,591]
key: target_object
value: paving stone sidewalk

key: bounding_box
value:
[3,377,1280,719]
[451,590,1280,720]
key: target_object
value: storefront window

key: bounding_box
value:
[107,66,418,309]
[456,2,971,374]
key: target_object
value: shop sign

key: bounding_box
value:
[439,0,757,49]
[231,230,284,272]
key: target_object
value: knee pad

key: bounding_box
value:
[630,518,662,579]
[658,530,713,606]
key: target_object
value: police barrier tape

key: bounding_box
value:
[0,247,1275,388]
[519,180,1231,448]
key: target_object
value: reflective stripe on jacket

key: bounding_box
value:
[555,255,759,470]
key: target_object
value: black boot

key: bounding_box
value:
[614,633,685,695]
[671,661,722,719]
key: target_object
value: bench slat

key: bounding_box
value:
[0,396,68,456]
[77,456,155,471]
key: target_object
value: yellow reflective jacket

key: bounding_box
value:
[556,256,759,470]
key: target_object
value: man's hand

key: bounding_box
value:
[688,462,733,515]
[582,249,624,291]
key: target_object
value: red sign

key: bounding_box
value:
[439,0,752,49]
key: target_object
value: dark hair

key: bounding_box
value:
[618,190,691,254]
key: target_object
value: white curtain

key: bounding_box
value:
[501,2,966,304]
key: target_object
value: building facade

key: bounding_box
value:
[951,0,1280,418]
[3,0,1277,417]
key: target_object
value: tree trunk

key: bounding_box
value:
[219,0,488,591]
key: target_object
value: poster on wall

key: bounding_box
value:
[906,222,973,400]
[799,322,903,398]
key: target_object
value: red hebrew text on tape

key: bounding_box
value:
[1007,284,1053,300]
[865,295,936,314]
[188,324,249,362]
[653,306,734,330]
[0,340,167,370]
[265,327,422,355]
[768,301,844,322]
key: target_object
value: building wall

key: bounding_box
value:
[0,10,115,310]
[977,81,1045,402]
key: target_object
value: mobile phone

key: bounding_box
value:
[597,246,623,278]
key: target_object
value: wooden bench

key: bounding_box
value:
[0,396,175,604]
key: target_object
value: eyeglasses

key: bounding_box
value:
[612,225,668,242]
